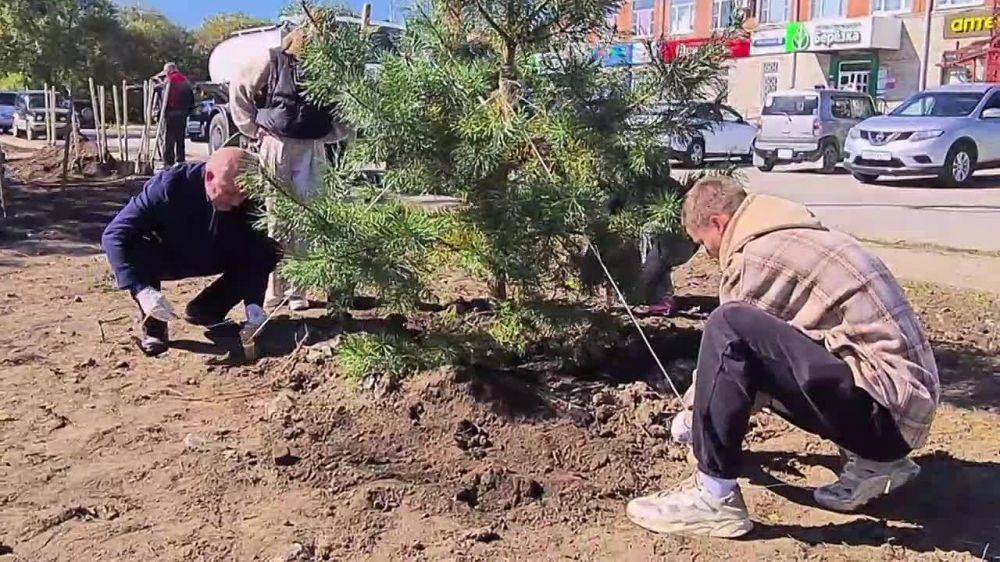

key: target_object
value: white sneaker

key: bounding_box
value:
[627,476,754,538]
[813,450,921,512]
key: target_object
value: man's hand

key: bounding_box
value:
[136,287,178,322]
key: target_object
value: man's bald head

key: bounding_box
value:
[205,147,257,211]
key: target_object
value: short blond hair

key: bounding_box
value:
[682,175,747,231]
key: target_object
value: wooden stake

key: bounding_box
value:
[88,78,102,162]
[122,80,130,165]
[140,81,152,168]
[43,83,51,145]
[361,3,372,34]
[62,86,73,185]
[0,149,7,219]
[113,84,123,159]
[98,86,108,161]
[152,81,171,168]
[51,88,59,144]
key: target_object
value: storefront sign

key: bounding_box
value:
[750,27,787,55]
[944,10,997,39]
[592,44,633,67]
[750,17,902,55]
[659,37,751,62]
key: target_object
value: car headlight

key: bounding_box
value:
[848,127,860,139]
[34,113,45,122]
[909,129,944,142]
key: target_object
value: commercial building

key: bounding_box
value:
[606,0,999,117]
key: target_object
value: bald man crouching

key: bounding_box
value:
[102,148,281,356]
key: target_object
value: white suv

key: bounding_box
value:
[844,83,1000,187]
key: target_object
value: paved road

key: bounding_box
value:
[677,163,1000,253]
[6,133,999,252]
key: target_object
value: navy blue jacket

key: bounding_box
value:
[101,163,273,293]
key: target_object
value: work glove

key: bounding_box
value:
[135,287,177,322]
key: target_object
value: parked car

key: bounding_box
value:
[187,98,216,142]
[11,90,70,140]
[844,83,1000,187]
[647,102,757,167]
[753,88,876,173]
[0,92,16,134]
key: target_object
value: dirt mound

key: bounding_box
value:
[5,141,120,184]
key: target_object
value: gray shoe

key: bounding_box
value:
[814,450,921,512]
[627,476,754,538]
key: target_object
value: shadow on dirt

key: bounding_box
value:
[933,342,1000,413]
[747,450,1000,558]
[0,179,143,256]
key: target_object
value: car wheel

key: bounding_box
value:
[852,172,879,184]
[684,139,705,168]
[756,158,775,172]
[208,113,230,155]
[820,142,840,174]
[938,142,977,187]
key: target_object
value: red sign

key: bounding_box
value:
[659,38,751,62]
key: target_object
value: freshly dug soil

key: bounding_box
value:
[0,180,998,561]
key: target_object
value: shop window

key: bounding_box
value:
[713,0,734,29]
[761,62,780,105]
[671,0,695,34]
[606,11,620,32]
[872,0,911,11]
[758,0,789,23]
[936,0,982,7]
[812,0,846,19]
[633,0,655,37]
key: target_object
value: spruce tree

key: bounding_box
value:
[249,0,743,313]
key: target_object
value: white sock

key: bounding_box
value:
[698,471,738,499]
[246,304,266,326]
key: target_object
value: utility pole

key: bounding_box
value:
[918,0,934,90]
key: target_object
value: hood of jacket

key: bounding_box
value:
[719,193,826,270]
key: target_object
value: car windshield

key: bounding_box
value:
[26,94,67,108]
[763,95,819,116]
[891,92,984,117]
[0,93,16,106]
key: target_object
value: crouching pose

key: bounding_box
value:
[627,176,939,537]
[102,148,280,356]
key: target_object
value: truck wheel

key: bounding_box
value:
[820,141,840,174]
[938,142,976,187]
[208,113,230,154]
[852,172,879,184]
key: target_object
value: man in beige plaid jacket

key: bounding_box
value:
[627,176,939,538]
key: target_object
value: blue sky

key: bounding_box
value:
[119,0,403,29]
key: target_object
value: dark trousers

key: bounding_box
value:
[693,302,911,480]
[162,110,188,167]
[128,234,279,321]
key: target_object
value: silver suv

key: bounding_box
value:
[844,83,1000,187]
[754,88,876,173]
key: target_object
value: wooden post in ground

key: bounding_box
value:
[139,80,152,169]
[122,80,130,166]
[62,86,73,185]
[50,87,58,144]
[88,78,102,163]
[98,85,108,161]
[113,84,123,161]
[0,149,7,219]
[43,83,51,145]
[152,81,171,169]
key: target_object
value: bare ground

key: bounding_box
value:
[0,177,999,561]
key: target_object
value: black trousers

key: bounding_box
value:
[162,110,188,167]
[128,234,279,322]
[692,302,911,480]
